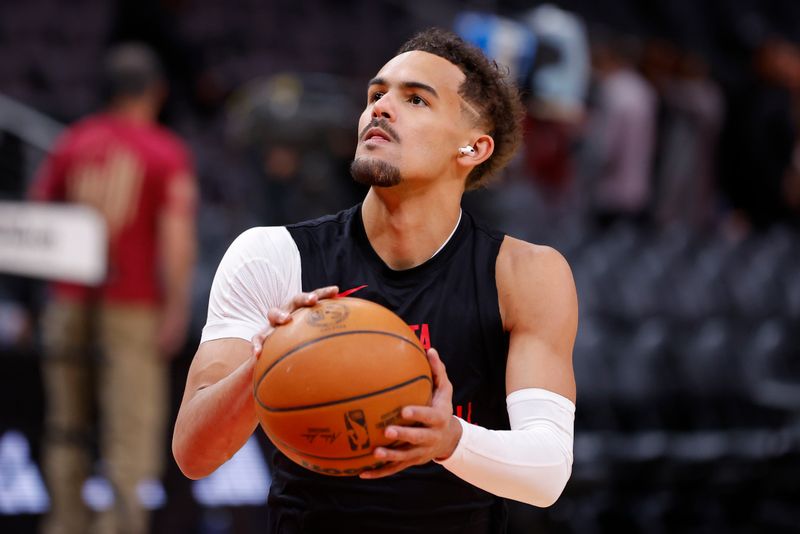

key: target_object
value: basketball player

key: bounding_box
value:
[174,28,576,533]
[32,44,197,534]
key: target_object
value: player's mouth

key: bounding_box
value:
[363,128,393,145]
[358,119,400,146]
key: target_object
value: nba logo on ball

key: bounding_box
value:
[253,298,433,476]
[344,409,371,451]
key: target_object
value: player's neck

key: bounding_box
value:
[361,185,462,270]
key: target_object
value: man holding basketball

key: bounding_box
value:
[174,28,577,533]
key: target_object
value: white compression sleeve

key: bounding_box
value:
[435,388,575,507]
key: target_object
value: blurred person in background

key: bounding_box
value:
[109,0,226,119]
[28,43,197,534]
[642,40,724,228]
[521,4,590,210]
[580,30,657,226]
[720,36,800,231]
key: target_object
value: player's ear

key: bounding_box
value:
[456,134,493,168]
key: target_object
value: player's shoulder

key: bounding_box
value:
[496,237,577,330]
[226,226,295,257]
[497,236,574,288]
[466,210,506,244]
[287,204,359,232]
[285,205,360,251]
[213,226,299,281]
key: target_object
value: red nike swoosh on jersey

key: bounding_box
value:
[336,285,368,298]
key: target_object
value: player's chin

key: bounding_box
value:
[350,156,402,188]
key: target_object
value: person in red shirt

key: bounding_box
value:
[30,43,197,534]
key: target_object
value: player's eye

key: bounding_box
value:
[369,91,384,103]
[409,94,427,106]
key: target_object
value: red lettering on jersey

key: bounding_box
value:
[408,323,431,349]
[418,324,431,350]
[455,402,473,423]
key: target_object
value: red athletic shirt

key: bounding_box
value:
[30,113,196,305]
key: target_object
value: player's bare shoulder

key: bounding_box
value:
[496,236,578,332]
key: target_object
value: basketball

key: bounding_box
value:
[253,297,433,476]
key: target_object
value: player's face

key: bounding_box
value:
[353,51,471,186]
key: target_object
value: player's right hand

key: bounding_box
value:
[251,286,339,360]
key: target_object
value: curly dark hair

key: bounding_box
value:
[397,28,524,189]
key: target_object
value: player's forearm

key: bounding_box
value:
[436,388,575,507]
[173,357,258,479]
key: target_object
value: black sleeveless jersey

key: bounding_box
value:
[271,204,510,534]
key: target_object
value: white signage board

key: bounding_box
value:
[0,201,106,284]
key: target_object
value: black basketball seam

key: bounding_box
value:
[253,329,428,405]
[257,374,432,412]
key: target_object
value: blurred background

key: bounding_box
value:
[1,0,800,532]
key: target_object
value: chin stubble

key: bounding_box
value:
[350,157,402,187]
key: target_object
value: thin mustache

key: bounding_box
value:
[359,119,400,143]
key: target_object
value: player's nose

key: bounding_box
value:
[372,93,395,121]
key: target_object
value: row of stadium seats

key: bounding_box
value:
[534,221,800,532]
[568,223,800,320]
[574,313,799,430]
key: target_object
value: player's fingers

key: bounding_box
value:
[432,381,454,409]
[384,425,431,445]
[427,349,454,403]
[427,347,442,367]
[427,348,451,388]
[290,291,318,310]
[284,286,337,314]
[269,286,338,326]
[251,326,275,358]
[401,405,447,427]
[312,285,339,300]
[373,446,413,462]
[267,307,292,326]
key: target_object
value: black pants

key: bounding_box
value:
[265,501,507,534]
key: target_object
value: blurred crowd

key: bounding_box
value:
[1,0,800,532]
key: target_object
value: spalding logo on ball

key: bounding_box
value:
[253,297,433,476]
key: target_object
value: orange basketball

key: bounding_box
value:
[253,297,432,476]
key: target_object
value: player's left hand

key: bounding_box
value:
[360,347,463,479]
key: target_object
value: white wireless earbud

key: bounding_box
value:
[458,146,475,156]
